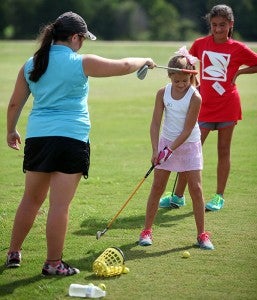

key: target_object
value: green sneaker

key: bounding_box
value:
[205,194,224,211]
[159,193,185,209]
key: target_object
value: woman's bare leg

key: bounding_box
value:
[46,172,81,260]
[8,171,50,252]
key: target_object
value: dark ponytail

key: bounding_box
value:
[29,24,54,82]
[29,12,95,82]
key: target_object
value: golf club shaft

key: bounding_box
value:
[172,172,179,196]
[106,177,146,230]
[106,165,155,230]
[136,65,198,80]
[156,65,198,74]
[97,165,155,239]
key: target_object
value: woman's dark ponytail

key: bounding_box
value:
[29,12,92,82]
[29,24,54,82]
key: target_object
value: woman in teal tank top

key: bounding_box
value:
[6,11,155,276]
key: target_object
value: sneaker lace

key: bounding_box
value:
[60,261,79,275]
[141,229,152,239]
[61,261,72,270]
[212,194,222,204]
[9,252,20,261]
[198,232,211,242]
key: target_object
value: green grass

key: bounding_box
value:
[0,41,257,300]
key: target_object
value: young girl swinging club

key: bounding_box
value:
[139,48,214,250]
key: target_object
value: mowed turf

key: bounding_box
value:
[0,41,257,300]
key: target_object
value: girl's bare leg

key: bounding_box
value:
[186,170,205,235]
[144,169,170,230]
[216,126,235,195]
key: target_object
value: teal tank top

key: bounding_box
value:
[24,45,90,142]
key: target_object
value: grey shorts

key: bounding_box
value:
[23,136,90,178]
[199,121,237,130]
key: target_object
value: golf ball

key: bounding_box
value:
[182,251,190,258]
[98,283,106,290]
[123,266,130,274]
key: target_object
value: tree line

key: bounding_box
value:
[0,0,256,41]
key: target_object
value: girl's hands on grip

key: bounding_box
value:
[157,147,173,164]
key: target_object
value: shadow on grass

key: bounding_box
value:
[68,208,195,278]
[0,267,70,298]
[73,208,194,236]
[0,242,196,295]
[58,240,196,279]
[82,241,197,281]
[0,209,194,295]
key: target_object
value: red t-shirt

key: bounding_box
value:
[190,35,257,122]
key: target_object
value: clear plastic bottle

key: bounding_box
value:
[69,284,106,298]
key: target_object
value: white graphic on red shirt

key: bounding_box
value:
[202,51,230,82]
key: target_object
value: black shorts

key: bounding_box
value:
[23,137,90,178]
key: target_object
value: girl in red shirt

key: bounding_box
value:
[160,4,257,211]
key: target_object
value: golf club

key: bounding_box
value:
[169,172,180,209]
[96,164,155,240]
[137,65,198,80]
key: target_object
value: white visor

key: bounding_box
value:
[84,31,97,40]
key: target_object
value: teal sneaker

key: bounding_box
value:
[159,193,185,209]
[138,229,152,246]
[205,194,224,211]
[197,232,214,250]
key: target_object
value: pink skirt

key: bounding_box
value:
[155,136,203,172]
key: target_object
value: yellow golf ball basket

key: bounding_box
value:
[92,247,127,277]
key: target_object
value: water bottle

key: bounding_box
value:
[69,284,106,298]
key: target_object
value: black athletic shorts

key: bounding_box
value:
[23,136,90,179]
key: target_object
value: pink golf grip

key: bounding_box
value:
[157,147,172,164]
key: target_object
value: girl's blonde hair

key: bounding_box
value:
[168,56,197,85]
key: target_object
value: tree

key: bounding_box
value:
[0,0,256,40]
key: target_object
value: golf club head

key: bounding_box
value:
[137,65,148,80]
[96,231,103,240]
[96,228,108,240]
